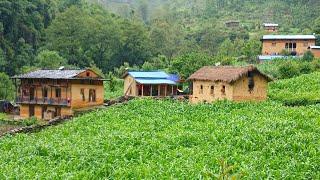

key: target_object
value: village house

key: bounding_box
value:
[261,35,316,56]
[123,71,181,97]
[225,20,240,28]
[263,23,279,32]
[12,69,105,119]
[188,66,271,104]
[308,46,320,58]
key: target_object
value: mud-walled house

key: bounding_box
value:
[188,66,271,104]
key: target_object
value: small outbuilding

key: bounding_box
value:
[263,23,279,32]
[308,46,320,58]
[188,66,271,103]
[123,71,181,97]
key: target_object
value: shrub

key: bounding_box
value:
[278,61,300,78]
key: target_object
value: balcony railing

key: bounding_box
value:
[16,97,71,106]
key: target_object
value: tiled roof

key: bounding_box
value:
[188,65,272,83]
[262,35,316,40]
[12,69,93,79]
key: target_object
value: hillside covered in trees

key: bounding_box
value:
[1,0,320,98]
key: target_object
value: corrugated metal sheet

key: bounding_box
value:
[263,23,279,27]
[135,78,176,85]
[258,55,298,61]
[262,35,316,40]
[128,71,169,78]
[310,46,320,49]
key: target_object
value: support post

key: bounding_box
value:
[141,85,144,97]
[164,85,167,96]
[150,85,153,96]
[158,85,160,96]
[171,85,173,95]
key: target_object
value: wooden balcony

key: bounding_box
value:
[16,97,71,106]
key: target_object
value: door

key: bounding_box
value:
[29,105,35,117]
[55,107,61,117]
[30,87,35,101]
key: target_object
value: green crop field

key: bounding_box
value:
[269,72,320,105]
[0,99,319,179]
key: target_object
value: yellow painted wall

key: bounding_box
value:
[123,75,137,96]
[232,74,268,101]
[20,105,29,118]
[71,84,104,109]
[76,69,100,78]
[262,39,315,55]
[190,80,233,103]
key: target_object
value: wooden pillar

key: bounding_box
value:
[141,85,144,97]
[158,85,160,96]
[171,85,173,95]
[164,85,167,96]
[150,85,153,96]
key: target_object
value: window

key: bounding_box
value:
[272,42,276,46]
[80,89,85,101]
[221,85,226,95]
[304,42,308,47]
[55,88,61,98]
[86,72,90,77]
[210,85,214,95]
[200,85,203,94]
[89,89,96,102]
[248,72,255,92]
[285,42,296,51]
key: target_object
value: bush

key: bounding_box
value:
[302,50,314,62]
[299,62,313,74]
[278,61,300,78]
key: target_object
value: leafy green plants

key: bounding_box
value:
[269,72,320,105]
[0,99,319,179]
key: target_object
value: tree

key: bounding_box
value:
[313,17,320,34]
[0,72,14,100]
[170,52,217,79]
[36,50,66,69]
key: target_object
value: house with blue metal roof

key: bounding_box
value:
[261,34,316,57]
[123,71,181,97]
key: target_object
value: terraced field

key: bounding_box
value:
[0,99,319,179]
[269,72,320,105]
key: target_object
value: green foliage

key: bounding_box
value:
[36,50,66,69]
[302,50,314,62]
[258,59,319,79]
[0,72,14,100]
[278,61,300,79]
[0,99,319,178]
[269,72,320,106]
[170,52,217,79]
[104,78,123,100]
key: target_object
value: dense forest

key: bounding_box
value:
[1,0,320,98]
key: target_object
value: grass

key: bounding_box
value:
[268,72,320,105]
[104,79,123,100]
[0,99,319,179]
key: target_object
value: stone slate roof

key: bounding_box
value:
[12,69,92,79]
[188,65,272,83]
